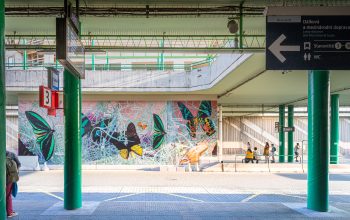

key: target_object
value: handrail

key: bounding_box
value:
[301,140,307,173]
[5,61,213,71]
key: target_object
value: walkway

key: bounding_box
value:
[10,171,350,219]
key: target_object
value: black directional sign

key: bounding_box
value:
[283,127,295,132]
[266,15,350,70]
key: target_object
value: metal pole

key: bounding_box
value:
[63,69,82,210]
[106,51,109,71]
[23,40,27,70]
[330,94,339,164]
[307,70,330,212]
[91,39,95,71]
[301,139,307,173]
[219,105,223,162]
[239,3,243,49]
[279,105,285,163]
[0,0,7,218]
[288,105,294,162]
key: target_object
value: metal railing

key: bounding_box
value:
[221,150,348,173]
[5,61,212,72]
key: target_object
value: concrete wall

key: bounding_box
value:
[5,53,251,92]
[222,116,350,157]
[17,95,218,165]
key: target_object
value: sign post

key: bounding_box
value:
[57,0,83,211]
[274,122,279,133]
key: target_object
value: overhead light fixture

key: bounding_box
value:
[227,19,238,34]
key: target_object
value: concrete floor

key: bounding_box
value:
[9,171,350,219]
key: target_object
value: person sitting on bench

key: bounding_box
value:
[245,148,254,163]
[253,147,260,163]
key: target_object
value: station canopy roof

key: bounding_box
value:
[4,0,350,110]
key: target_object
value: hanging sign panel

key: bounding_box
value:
[39,86,52,109]
[56,18,85,79]
[48,67,60,91]
[266,7,350,70]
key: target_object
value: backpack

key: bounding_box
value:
[6,157,19,183]
[272,146,276,152]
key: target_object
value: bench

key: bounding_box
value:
[18,156,41,171]
[242,158,261,163]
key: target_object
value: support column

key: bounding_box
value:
[218,105,223,162]
[239,3,243,49]
[91,39,95,71]
[279,105,285,163]
[288,105,294,162]
[23,40,27,70]
[307,70,330,212]
[106,51,110,71]
[0,0,6,218]
[64,69,82,210]
[158,38,164,70]
[330,94,339,164]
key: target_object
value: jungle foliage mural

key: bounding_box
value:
[18,100,217,165]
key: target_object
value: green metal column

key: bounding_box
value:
[158,38,164,70]
[288,105,294,162]
[106,51,109,71]
[279,105,285,163]
[239,3,243,49]
[91,39,95,71]
[330,94,340,164]
[64,69,82,210]
[0,0,6,219]
[23,40,27,70]
[307,70,330,212]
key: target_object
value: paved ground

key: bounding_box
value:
[8,171,350,219]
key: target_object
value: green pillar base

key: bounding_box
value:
[0,0,7,218]
[279,105,285,163]
[307,70,330,212]
[64,69,82,210]
[330,94,339,164]
[287,105,294,163]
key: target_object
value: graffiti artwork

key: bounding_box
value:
[18,100,217,165]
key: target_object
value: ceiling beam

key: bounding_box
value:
[5,6,265,17]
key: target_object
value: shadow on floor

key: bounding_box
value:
[276,173,350,181]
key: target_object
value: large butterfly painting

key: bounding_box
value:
[25,111,55,161]
[177,101,216,138]
[153,114,166,150]
[81,113,93,137]
[109,122,143,160]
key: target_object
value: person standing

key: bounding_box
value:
[263,142,270,163]
[271,144,277,163]
[247,142,252,150]
[6,150,21,218]
[294,143,301,162]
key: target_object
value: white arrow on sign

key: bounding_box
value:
[268,34,300,63]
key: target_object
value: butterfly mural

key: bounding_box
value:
[137,122,148,130]
[109,122,143,159]
[91,118,112,142]
[177,101,216,138]
[81,113,93,137]
[25,111,56,161]
[81,114,112,142]
[153,114,166,150]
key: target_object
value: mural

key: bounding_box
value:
[18,100,217,165]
